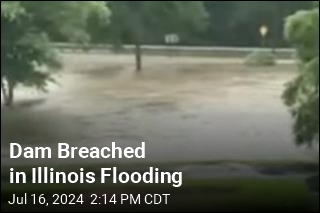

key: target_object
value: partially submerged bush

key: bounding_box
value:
[282,8,319,147]
[244,51,276,66]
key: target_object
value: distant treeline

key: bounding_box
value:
[86,1,314,47]
[201,1,314,47]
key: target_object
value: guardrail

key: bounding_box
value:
[53,42,295,59]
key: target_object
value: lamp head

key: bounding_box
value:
[260,25,268,37]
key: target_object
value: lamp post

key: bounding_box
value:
[259,25,269,48]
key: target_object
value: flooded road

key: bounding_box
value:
[1,54,318,165]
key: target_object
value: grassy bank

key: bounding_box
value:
[1,161,319,212]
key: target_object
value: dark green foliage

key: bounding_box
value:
[201,1,314,47]
[282,8,319,146]
[106,1,208,71]
[1,1,110,106]
[90,1,314,47]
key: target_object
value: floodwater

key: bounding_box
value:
[1,54,318,166]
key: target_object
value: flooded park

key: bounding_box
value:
[1,53,318,166]
[2,2,319,212]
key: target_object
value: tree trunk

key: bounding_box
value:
[1,78,14,107]
[7,79,14,106]
[1,78,9,105]
[135,42,142,72]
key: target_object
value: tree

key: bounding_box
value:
[108,1,208,72]
[203,1,314,47]
[282,7,319,146]
[93,2,314,48]
[1,1,110,106]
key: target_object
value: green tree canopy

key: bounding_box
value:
[107,1,209,71]
[90,1,313,47]
[282,8,319,146]
[204,1,314,47]
[1,1,110,106]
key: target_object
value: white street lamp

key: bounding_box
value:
[259,25,269,47]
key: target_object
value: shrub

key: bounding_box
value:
[282,8,319,146]
[244,51,276,66]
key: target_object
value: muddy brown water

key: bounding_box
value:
[1,54,318,166]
